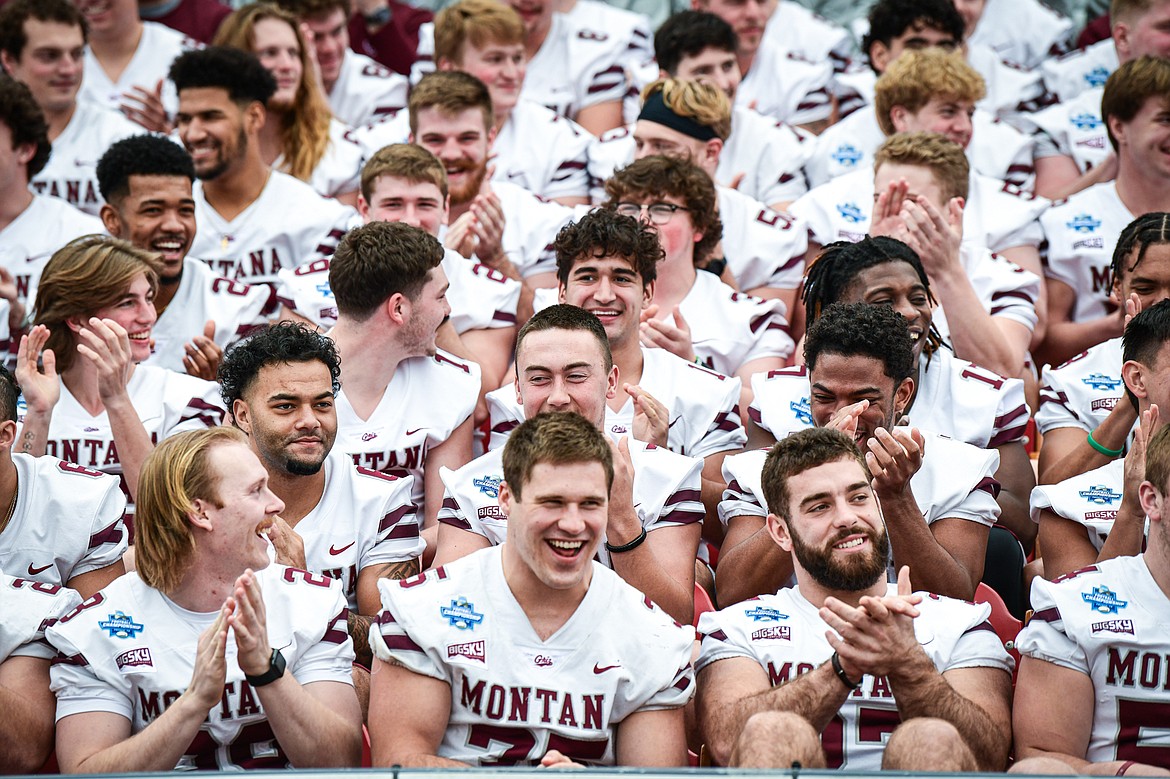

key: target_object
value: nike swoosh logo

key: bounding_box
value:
[405,428,424,436]
[27,563,52,575]
[593,663,620,674]
[329,542,355,555]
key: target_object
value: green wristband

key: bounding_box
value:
[1087,430,1124,458]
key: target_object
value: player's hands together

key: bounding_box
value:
[228,569,272,677]
[16,325,60,414]
[540,750,586,769]
[897,196,964,279]
[267,515,307,570]
[121,80,173,134]
[605,436,641,546]
[469,189,507,267]
[628,383,669,447]
[185,604,231,710]
[77,318,136,402]
[866,427,924,498]
[184,320,223,381]
[821,567,923,682]
[639,304,695,362]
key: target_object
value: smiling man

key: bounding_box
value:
[369,411,695,767]
[97,134,278,379]
[45,426,362,771]
[217,322,423,665]
[696,426,1013,771]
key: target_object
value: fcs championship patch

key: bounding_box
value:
[99,611,144,639]
[1082,585,1128,614]
[441,598,485,630]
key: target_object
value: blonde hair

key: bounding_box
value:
[34,236,161,373]
[214,3,331,183]
[874,131,970,202]
[361,143,448,202]
[135,427,248,594]
[434,0,524,65]
[874,48,985,137]
[642,77,732,140]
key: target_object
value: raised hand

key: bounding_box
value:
[15,325,60,414]
[628,383,670,447]
[183,320,223,380]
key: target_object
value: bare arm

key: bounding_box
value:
[993,441,1037,554]
[1013,655,1103,772]
[0,656,55,773]
[700,452,732,546]
[575,100,623,137]
[424,418,474,529]
[14,326,59,457]
[1035,279,1122,369]
[67,560,126,600]
[459,327,517,393]
[368,657,467,767]
[1034,153,1117,202]
[433,522,492,567]
[714,515,794,606]
[697,656,849,767]
[352,559,421,666]
[1039,413,1134,486]
[614,707,687,767]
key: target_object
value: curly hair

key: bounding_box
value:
[218,321,342,419]
[213,3,332,183]
[0,76,49,178]
[654,10,737,75]
[861,0,963,74]
[97,135,195,205]
[554,209,662,288]
[1112,212,1170,290]
[874,48,985,137]
[0,0,86,61]
[804,301,915,384]
[330,221,445,320]
[761,427,866,521]
[603,155,722,265]
[169,46,277,106]
[34,236,162,373]
[434,0,524,65]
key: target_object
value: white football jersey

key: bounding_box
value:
[276,249,519,333]
[78,22,189,119]
[804,107,1035,192]
[717,186,808,293]
[295,450,423,610]
[0,454,126,588]
[370,545,695,765]
[438,442,703,567]
[678,268,794,374]
[47,565,355,769]
[31,102,140,216]
[718,432,1001,530]
[335,350,479,509]
[791,168,1047,254]
[718,107,814,207]
[484,347,746,459]
[277,119,362,199]
[1040,182,1134,323]
[696,585,1013,769]
[350,110,410,160]
[520,11,629,120]
[1026,87,1110,175]
[17,366,225,504]
[190,171,360,284]
[145,258,278,373]
[559,0,656,126]
[1039,39,1117,104]
[930,244,1042,336]
[965,42,1052,120]
[1029,458,1128,552]
[0,573,80,662]
[488,180,574,278]
[734,39,834,128]
[748,349,1029,449]
[1018,556,1170,768]
[966,0,1073,69]
[493,101,592,202]
[327,49,409,128]
[1035,337,1124,435]
[0,195,104,306]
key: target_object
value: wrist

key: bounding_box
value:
[830,652,862,690]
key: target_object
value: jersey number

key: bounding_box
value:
[466,724,608,765]
[212,278,251,296]
[821,707,902,768]
[960,366,1006,391]
[1116,698,1170,765]
[185,722,288,769]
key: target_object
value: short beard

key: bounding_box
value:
[448,162,488,207]
[789,522,889,592]
[283,456,326,476]
[194,126,248,182]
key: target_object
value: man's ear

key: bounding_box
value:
[499,480,514,516]
[385,292,409,326]
[1123,359,1148,400]
[245,100,266,134]
[868,41,891,74]
[888,104,909,133]
[0,419,16,450]
[100,203,124,238]
[894,376,915,418]
[233,399,253,433]
[189,499,215,531]
[766,513,793,552]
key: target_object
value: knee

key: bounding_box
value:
[730,711,825,769]
[1009,756,1079,774]
[883,718,977,772]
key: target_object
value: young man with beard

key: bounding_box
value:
[170,46,359,286]
[369,411,695,766]
[695,426,1013,770]
[408,71,572,288]
[717,303,1000,603]
[97,134,278,379]
[217,323,423,664]
[0,0,139,216]
[436,304,704,625]
[45,427,362,771]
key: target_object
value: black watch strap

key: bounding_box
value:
[245,648,286,687]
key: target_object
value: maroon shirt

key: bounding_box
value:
[347,3,433,77]
[139,0,232,44]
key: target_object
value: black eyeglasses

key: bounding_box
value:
[615,202,691,225]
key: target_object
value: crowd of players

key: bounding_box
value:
[3,0,1170,771]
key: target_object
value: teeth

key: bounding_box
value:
[836,537,864,549]
[128,333,150,340]
[549,540,583,550]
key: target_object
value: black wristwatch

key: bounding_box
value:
[245,648,286,687]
